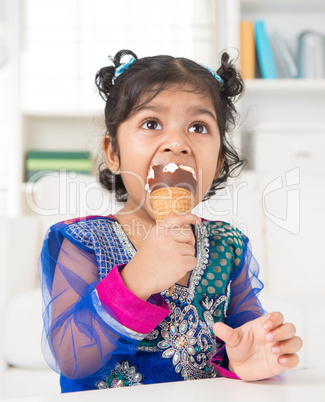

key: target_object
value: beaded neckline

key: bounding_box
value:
[112,220,137,259]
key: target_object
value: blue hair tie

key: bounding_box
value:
[201,64,224,85]
[114,56,136,81]
[113,56,224,85]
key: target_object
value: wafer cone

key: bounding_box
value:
[150,186,194,296]
[151,187,194,223]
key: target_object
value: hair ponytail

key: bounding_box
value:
[95,50,138,101]
[217,52,244,99]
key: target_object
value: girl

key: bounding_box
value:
[39,50,302,393]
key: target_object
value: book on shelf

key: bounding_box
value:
[25,150,92,182]
[240,21,256,80]
[270,30,298,79]
[254,21,277,79]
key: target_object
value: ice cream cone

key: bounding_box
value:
[150,186,194,296]
[150,186,194,223]
[146,163,197,297]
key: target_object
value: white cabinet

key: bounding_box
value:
[247,128,325,173]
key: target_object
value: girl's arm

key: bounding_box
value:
[50,238,118,379]
[40,228,169,381]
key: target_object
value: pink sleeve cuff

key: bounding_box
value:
[96,265,170,335]
[211,345,241,380]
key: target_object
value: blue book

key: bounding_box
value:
[255,21,277,79]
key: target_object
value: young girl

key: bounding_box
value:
[39,50,302,393]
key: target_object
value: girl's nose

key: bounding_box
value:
[163,142,191,154]
[161,130,191,155]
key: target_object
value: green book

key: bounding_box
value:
[26,159,92,171]
[26,150,91,160]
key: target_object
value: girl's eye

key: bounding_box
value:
[141,120,162,130]
[189,123,209,134]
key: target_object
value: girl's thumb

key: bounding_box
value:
[213,322,239,348]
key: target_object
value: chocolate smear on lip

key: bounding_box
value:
[147,164,197,195]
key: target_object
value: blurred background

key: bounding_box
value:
[0,0,218,217]
[0,0,325,400]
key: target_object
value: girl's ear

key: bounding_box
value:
[214,153,225,179]
[102,135,120,174]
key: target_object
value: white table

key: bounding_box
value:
[4,370,325,402]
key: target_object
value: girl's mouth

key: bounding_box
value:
[145,163,197,195]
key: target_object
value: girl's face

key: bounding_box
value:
[104,84,222,222]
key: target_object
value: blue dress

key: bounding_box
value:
[39,215,264,392]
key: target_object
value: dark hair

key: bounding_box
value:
[95,49,245,202]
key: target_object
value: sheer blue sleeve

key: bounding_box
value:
[226,234,266,329]
[39,225,137,381]
[39,223,169,383]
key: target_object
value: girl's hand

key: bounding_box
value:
[213,312,303,381]
[121,214,201,300]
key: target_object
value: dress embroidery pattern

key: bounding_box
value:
[201,280,232,326]
[96,361,143,389]
[112,221,136,259]
[64,218,134,280]
[156,301,220,380]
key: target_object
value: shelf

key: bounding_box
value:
[244,79,325,94]
[22,109,103,118]
[242,0,325,13]
[245,122,325,133]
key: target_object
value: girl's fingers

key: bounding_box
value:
[271,336,303,355]
[178,243,196,257]
[278,353,300,369]
[266,323,297,342]
[157,216,197,246]
[156,226,195,246]
[262,312,284,331]
[213,322,240,348]
[183,256,198,271]
[173,229,195,246]
[161,213,201,227]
